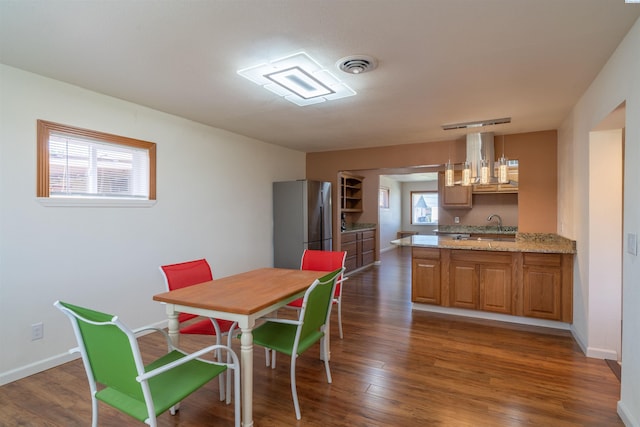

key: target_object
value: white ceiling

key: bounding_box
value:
[1,1,638,153]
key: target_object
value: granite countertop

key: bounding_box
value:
[342,223,377,232]
[391,233,576,254]
[434,225,518,235]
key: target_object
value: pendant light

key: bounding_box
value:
[498,135,509,184]
[445,161,454,187]
[462,161,472,186]
[480,159,490,184]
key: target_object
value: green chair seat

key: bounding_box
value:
[54,300,240,427]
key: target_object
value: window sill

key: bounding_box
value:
[37,198,157,208]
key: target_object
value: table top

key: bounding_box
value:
[153,267,326,315]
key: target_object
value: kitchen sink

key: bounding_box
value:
[474,237,516,242]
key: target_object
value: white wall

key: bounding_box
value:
[558,18,640,426]
[0,65,306,384]
[378,176,402,252]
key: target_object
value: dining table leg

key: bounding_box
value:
[240,325,254,427]
[165,304,180,346]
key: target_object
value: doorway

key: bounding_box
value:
[588,102,625,366]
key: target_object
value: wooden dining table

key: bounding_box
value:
[153,267,327,427]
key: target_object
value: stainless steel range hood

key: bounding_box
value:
[465,132,518,186]
[466,132,495,181]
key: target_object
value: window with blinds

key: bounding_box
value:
[37,120,156,201]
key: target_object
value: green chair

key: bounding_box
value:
[54,300,240,427]
[252,267,343,420]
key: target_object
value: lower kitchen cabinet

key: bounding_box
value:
[412,248,441,304]
[522,253,572,322]
[341,229,376,273]
[411,248,573,322]
[449,250,512,313]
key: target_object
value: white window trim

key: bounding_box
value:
[37,197,157,208]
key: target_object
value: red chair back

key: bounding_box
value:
[160,259,213,323]
[160,259,213,291]
[300,250,346,296]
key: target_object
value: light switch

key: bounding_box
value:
[628,233,638,256]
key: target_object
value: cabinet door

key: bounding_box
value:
[341,232,358,272]
[361,230,376,267]
[450,262,478,309]
[439,172,472,209]
[479,264,512,314]
[523,265,561,320]
[412,258,441,304]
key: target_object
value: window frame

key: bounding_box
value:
[410,190,439,225]
[37,120,156,206]
[379,186,390,209]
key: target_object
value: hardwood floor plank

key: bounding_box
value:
[0,248,623,426]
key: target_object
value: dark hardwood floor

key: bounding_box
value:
[0,249,623,426]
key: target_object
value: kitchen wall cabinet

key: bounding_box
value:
[341,229,376,273]
[438,172,472,209]
[411,248,441,304]
[472,183,518,194]
[410,248,572,322]
[340,173,364,212]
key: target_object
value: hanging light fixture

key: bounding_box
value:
[480,159,490,184]
[498,135,509,184]
[445,161,454,187]
[462,161,472,186]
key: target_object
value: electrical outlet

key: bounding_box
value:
[628,233,638,256]
[454,216,460,224]
[32,322,44,341]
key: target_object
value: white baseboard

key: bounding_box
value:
[0,351,79,386]
[0,319,169,386]
[618,400,640,427]
[411,303,571,330]
[585,346,619,360]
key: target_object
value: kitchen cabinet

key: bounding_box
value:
[412,248,441,304]
[472,183,518,194]
[340,173,364,212]
[409,247,572,322]
[438,172,472,209]
[341,229,376,273]
[449,250,512,313]
[522,253,572,322]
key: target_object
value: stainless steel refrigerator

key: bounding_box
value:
[273,180,332,269]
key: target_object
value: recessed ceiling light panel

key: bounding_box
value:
[238,52,356,106]
[441,117,511,130]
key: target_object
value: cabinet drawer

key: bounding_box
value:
[362,251,375,266]
[341,241,357,255]
[451,250,512,264]
[412,247,440,260]
[341,232,357,243]
[362,230,375,239]
[523,253,561,267]
[362,238,375,252]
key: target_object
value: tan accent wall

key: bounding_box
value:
[307,130,557,254]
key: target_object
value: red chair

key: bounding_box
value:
[159,259,237,402]
[286,250,347,338]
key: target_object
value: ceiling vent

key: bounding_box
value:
[336,55,378,74]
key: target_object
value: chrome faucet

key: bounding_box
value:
[487,214,503,232]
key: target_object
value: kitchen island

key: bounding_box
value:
[393,233,576,324]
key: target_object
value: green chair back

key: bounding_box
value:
[296,268,342,354]
[57,301,146,401]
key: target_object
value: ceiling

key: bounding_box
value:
[1,1,638,153]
